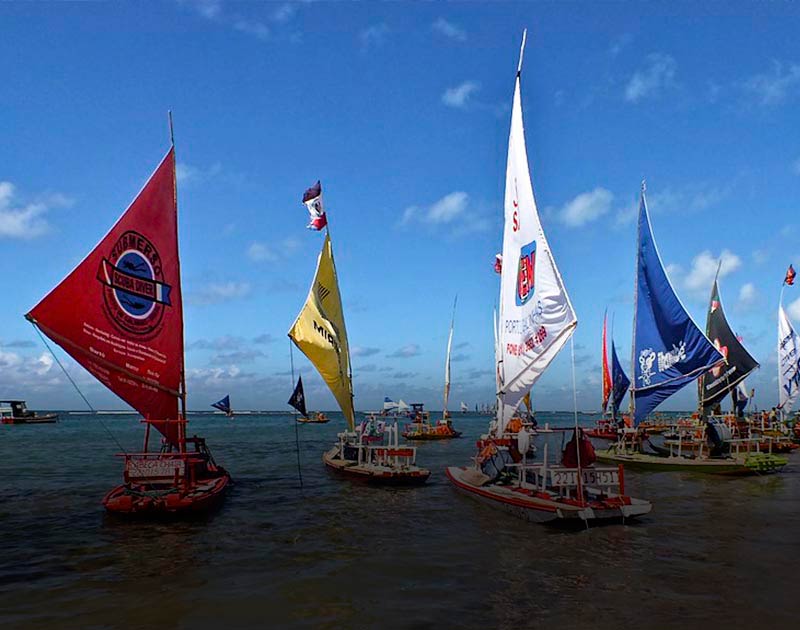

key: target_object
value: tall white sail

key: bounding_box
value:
[496,32,577,432]
[778,304,800,417]
[443,297,457,418]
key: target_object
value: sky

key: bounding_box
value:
[1,1,800,413]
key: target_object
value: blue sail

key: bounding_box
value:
[632,187,723,425]
[610,339,630,416]
[211,395,232,415]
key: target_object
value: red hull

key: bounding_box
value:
[103,471,231,515]
[584,429,618,440]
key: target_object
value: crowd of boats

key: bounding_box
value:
[10,32,800,526]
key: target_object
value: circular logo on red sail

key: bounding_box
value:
[97,230,172,337]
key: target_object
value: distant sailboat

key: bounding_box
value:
[27,134,230,514]
[446,32,650,524]
[289,181,429,484]
[460,402,469,413]
[587,313,631,440]
[211,395,233,417]
[598,184,785,474]
[404,296,461,440]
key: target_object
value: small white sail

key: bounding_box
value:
[496,33,577,432]
[397,399,410,412]
[443,297,457,418]
[778,304,800,417]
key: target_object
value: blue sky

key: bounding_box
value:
[1,2,800,412]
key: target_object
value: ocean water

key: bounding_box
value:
[1,411,798,629]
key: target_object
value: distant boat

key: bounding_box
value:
[211,395,234,418]
[404,297,461,440]
[26,138,231,514]
[446,32,651,524]
[288,181,429,484]
[460,402,468,413]
[0,400,58,424]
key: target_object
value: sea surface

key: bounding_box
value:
[1,411,798,630]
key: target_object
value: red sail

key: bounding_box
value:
[601,311,612,412]
[26,149,184,443]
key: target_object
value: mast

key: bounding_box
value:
[170,111,187,449]
[630,181,644,421]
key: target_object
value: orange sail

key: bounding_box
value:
[26,149,184,444]
[601,311,612,412]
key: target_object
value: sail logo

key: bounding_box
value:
[515,240,536,306]
[638,342,688,386]
[97,230,171,337]
[710,338,728,377]
[316,282,331,302]
[638,349,656,386]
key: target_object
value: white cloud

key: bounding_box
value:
[360,23,388,50]
[272,3,296,24]
[400,191,469,226]
[614,184,728,226]
[232,18,270,41]
[678,250,742,296]
[352,346,380,357]
[387,344,421,358]
[175,161,223,185]
[788,297,800,321]
[558,188,613,227]
[442,81,480,108]
[432,18,466,42]
[247,242,277,262]
[0,181,72,239]
[738,283,758,310]
[624,53,677,103]
[189,281,251,306]
[182,0,283,42]
[742,61,800,106]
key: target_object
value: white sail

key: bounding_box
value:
[397,399,410,412]
[443,297,457,418]
[778,304,800,417]
[496,33,577,432]
[460,401,469,412]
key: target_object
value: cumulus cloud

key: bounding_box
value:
[624,53,677,103]
[442,81,480,108]
[668,250,742,298]
[741,61,800,106]
[0,181,72,239]
[400,191,469,227]
[352,346,381,357]
[182,0,271,41]
[737,283,758,310]
[432,17,466,42]
[360,23,388,50]
[247,242,277,262]
[387,344,421,358]
[558,188,614,227]
[788,296,800,322]
[188,281,251,306]
[253,333,276,345]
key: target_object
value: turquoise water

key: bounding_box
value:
[1,411,798,629]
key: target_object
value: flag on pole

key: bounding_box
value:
[493,254,503,274]
[288,376,308,416]
[785,264,796,286]
[303,180,327,231]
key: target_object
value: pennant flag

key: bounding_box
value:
[785,264,796,286]
[303,180,327,231]
[288,376,308,417]
[493,254,503,274]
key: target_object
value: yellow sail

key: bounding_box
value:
[288,233,355,429]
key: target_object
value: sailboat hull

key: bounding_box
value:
[323,446,430,485]
[445,466,651,525]
[596,448,787,475]
[103,470,231,516]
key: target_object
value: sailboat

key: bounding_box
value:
[460,402,469,413]
[597,184,786,474]
[26,136,231,515]
[446,32,651,524]
[288,181,430,484]
[586,312,624,440]
[211,395,233,418]
[404,296,461,440]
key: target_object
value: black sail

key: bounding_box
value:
[699,280,759,410]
